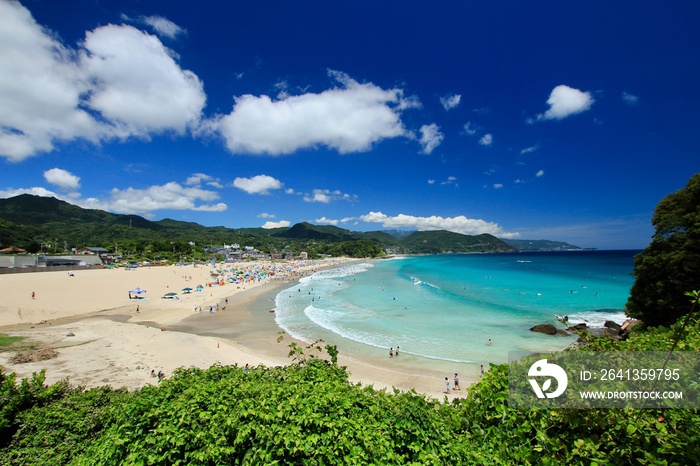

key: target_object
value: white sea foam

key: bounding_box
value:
[420,280,441,290]
[409,275,440,290]
[565,309,628,327]
[303,304,476,363]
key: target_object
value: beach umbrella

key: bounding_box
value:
[182,287,193,293]
[163,292,177,297]
[128,287,147,299]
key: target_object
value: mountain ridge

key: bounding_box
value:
[0,194,521,255]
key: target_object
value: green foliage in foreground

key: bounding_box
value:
[2,314,700,465]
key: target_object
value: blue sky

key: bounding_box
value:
[1,1,699,249]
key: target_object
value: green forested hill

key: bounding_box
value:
[401,230,515,254]
[0,194,515,256]
[272,222,360,241]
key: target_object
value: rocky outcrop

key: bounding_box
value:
[530,324,558,335]
[604,320,622,334]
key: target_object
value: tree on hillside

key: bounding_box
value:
[626,173,700,326]
[327,239,384,258]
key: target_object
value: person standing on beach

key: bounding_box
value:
[480,365,485,377]
[389,347,394,358]
[444,377,451,394]
[32,291,35,299]
[453,373,460,390]
[395,346,400,356]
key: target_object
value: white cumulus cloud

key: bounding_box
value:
[211,70,418,155]
[440,94,461,111]
[101,182,226,215]
[0,1,206,161]
[0,178,226,216]
[185,173,222,188]
[315,217,339,225]
[534,84,594,121]
[142,15,185,39]
[233,175,283,195]
[358,211,517,237]
[463,122,479,135]
[81,24,205,135]
[0,186,60,199]
[303,189,357,204]
[262,220,290,229]
[44,168,80,191]
[622,91,639,105]
[0,1,103,161]
[419,123,444,154]
[479,133,493,146]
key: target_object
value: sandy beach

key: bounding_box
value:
[0,260,470,399]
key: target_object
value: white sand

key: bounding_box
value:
[0,260,469,399]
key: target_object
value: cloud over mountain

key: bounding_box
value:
[358,211,517,237]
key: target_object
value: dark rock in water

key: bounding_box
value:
[604,320,622,336]
[567,323,588,331]
[604,320,622,331]
[530,324,558,335]
[556,329,570,336]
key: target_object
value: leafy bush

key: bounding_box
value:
[71,361,470,465]
[2,316,700,465]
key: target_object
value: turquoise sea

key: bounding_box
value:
[274,251,638,373]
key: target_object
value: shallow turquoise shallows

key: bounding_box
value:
[275,251,638,368]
